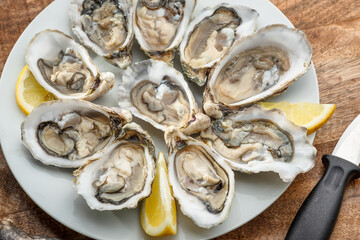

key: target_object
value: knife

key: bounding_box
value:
[285,114,360,240]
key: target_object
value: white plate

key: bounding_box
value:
[0,0,319,239]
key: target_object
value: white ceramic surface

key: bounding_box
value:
[0,0,319,239]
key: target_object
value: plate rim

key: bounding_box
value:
[0,0,319,239]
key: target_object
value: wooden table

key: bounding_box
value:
[1,0,359,239]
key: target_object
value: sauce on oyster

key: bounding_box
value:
[213,46,290,104]
[184,7,241,68]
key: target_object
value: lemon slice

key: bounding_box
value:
[257,101,336,135]
[140,152,177,236]
[16,65,56,115]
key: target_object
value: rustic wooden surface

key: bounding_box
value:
[0,0,360,239]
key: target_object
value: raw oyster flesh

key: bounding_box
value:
[119,59,210,133]
[179,4,258,86]
[201,106,316,182]
[26,29,114,101]
[70,0,134,68]
[133,0,195,63]
[38,48,97,94]
[203,24,312,118]
[130,79,190,127]
[74,122,156,210]
[165,128,234,228]
[136,0,184,51]
[184,7,242,68]
[21,99,132,168]
[213,46,290,104]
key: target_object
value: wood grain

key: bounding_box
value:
[1,0,360,239]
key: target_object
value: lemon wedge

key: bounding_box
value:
[16,65,55,115]
[257,101,336,135]
[140,152,177,236]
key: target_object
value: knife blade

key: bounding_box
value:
[332,114,360,164]
[286,115,360,240]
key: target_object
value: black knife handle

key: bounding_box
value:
[285,154,360,240]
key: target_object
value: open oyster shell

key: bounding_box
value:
[165,128,234,228]
[74,122,156,210]
[21,99,132,168]
[203,24,313,118]
[200,106,316,182]
[179,4,259,86]
[70,0,134,68]
[133,0,196,64]
[118,59,210,134]
[26,30,114,101]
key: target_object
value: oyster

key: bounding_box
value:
[133,0,196,64]
[70,0,134,68]
[179,4,259,86]
[74,122,155,210]
[118,59,210,134]
[26,29,114,101]
[203,24,313,118]
[21,99,132,168]
[165,128,234,228]
[201,106,316,182]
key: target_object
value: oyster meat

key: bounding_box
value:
[118,59,210,134]
[165,128,234,228]
[26,29,114,101]
[74,123,156,210]
[70,0,134,68]
[203,24,313,118]
[179,4,259,86]
[201,106,316,182]
[21,99,132,168]
[133,0,196,64]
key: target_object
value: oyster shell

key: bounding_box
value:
[21,99,132,168]
[26,29,114,101]
[74,122,155,210]
[179,4,259,86]
[133,0,196,64]
[70,0,134,68]
[203,24,313,118]
[165,128,234,228]
[118,59,210,134]
[200,106,316,182]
